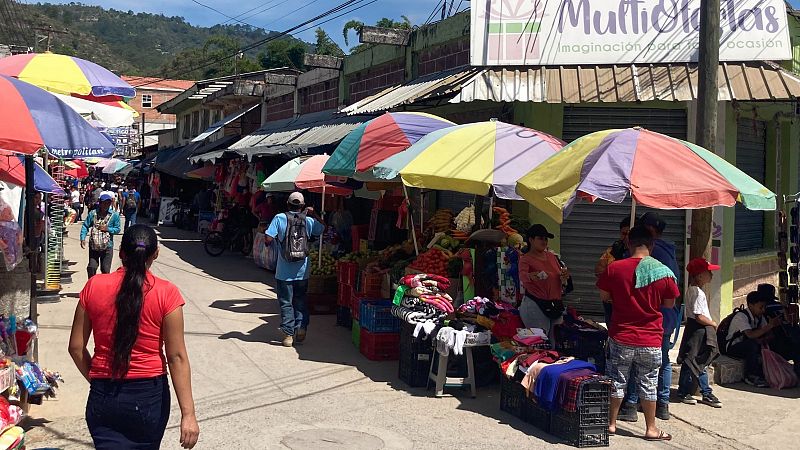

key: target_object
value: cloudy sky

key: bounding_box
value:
[39,0,800,49]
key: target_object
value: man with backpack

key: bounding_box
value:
[121,185,141,232]
[79,192,121,278]
[264,192,324,347]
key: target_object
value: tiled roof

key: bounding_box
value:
[121,76,195,91]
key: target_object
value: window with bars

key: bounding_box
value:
[141,94,153,108]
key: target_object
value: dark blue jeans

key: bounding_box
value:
[86,375,170,450]
[124,210,137,232]
[677,366,712,397]
[625,333,672,405]
[276,279,309,336]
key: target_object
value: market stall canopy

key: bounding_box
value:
[340,67,479,115]
[155,136,239,179]
[0,52,136,98]
[262,155,351,195]
[0,75,116,157]
[64,159,89,179]
[52,93,135,128]
[185,165,215,180]
[375,121,565,199]
[322,112,454,177]
[451,62,800,104]
[101,158,130,174]
[229,110,373,161]
[516,127,777,224]
[0,150,65,194]
[191,104,258,143]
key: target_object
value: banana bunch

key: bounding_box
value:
[428,209,454,233]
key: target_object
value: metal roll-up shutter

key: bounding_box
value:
[559,107,688,317]
[734,119,767,254]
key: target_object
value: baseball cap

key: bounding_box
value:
[756,284,779,300]
[639,211,667,233]
[287,192,305,206]
[686,257,721,277]
[99,192,113,202]
[526,224,555,239]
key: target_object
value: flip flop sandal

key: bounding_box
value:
[644,430,672,441]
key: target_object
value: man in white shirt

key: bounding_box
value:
[70,187,83,221]
[726,291,781,387]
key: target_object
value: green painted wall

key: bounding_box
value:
[720,103,738,317]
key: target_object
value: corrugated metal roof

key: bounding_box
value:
[228,109,373,161]
[341,66,480,115]
[190,105,258,143]
[451,62,800,104]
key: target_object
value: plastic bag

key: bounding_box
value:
[762,345,798,389]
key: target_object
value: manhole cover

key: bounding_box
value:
[281,429,384,449]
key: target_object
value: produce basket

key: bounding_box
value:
[351,321,361,348]
[308,274,336,295]
[338,261,359,286]
[360,328,400,361]
[337,284,352,307]
[359,300,400,333]
[361,271,386,297]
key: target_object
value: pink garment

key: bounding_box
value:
[514,335,545,346]
[521,357,575,394]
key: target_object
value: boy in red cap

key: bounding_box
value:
[676,257,722,408]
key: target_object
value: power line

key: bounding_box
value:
[132,0,371,87]
[424,0,444,25]
[226,0,283,25]
[261,0,324,29]
[191,0,258,29]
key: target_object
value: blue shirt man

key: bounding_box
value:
[265,192,324,347]
[79,192,121,278]
[121,188,141,232]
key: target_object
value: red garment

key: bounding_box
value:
[491,311,525,339]
[519,251,562,300]
[596,258,680,347]
[79,268,186,379]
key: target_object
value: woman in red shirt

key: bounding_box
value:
[69,224,199,449]
[518,224,570,336]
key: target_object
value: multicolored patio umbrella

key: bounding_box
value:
[322,112,454,178]
[72,94,139,117]
[0,150,65,194]
[0,53,136,98]
[101,159,130,174]
[515,127,777,223]
[0,75,116,157]
[64,159,89,179]
[262,155,351,195]
[382,121,565,199]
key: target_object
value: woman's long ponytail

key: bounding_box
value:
[111,224,157,379]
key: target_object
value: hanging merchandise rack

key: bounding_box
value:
[44,160,66,293]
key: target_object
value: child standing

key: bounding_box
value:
[677,257,723,408]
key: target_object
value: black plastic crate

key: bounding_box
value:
[578,379,612,406]
[523,396,551,432]
[336,306,352,328]
[574,403,609,427]
[550,411,609,448]
[554,325,607,356]
[499,375,526,419]
[398,321,434,387]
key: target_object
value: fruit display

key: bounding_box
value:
[428,209,454,233]
[492,207,517,235]
[309,249,337,276]
[435,235,461,253]
[454,205,476,232]
[447,229,469,241]
[407,248,453,277]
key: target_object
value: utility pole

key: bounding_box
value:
[33,25,68,52]
[689,0,720,260]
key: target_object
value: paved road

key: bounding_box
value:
[23,222,799,449]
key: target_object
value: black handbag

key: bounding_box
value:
[527,292,565,319]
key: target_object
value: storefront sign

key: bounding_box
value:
[471,0,792,66]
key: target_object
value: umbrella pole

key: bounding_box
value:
[403,184,419,255]
[630,196,637,230]
[318,185,325,268]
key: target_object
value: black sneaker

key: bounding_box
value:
[700,393,722,408]
[617,402,638,422]
[656,403,670,420]
[744,375,769,388]
[678,393,697,405]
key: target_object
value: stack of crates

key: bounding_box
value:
[554,325,608,373]
[358,300,400,360]
[398,321,434,387]
[336,262,358,328]
[549,379,611,448]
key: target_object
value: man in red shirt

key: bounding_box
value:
[597,225,679,441]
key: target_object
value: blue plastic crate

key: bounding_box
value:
[359,299,400,333]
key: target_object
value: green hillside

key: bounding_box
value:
[20,2,310,78]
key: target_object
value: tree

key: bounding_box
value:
[160,35,260,80]
[314,28,343,57]
[258,39,306,70]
